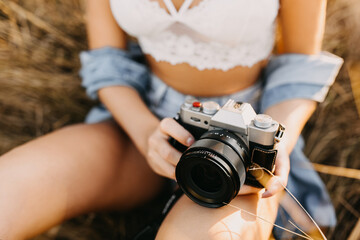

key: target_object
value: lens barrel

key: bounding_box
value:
[175,130,249,208]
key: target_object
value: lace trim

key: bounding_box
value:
[139,28,275,71]
[146,0,214,17]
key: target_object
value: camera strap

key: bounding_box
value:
[251,147,277,172]
[246,147,277,187]
[132,188,184,240]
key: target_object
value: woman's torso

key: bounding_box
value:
[110,0,279,96]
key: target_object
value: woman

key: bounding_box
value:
[0,0,342,239]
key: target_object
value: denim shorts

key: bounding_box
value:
[147,74,263,119]
[85,73,263,123]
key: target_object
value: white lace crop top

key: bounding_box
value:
[109,0,279,71]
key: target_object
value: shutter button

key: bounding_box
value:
[191,101,202,111]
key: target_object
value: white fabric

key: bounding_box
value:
[109,0,279,71]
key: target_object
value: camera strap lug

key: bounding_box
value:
[246,147,277,188]
[274,123,285,144]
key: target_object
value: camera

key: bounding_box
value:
[170,99,285,208]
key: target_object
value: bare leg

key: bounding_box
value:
[156,193,280,240]
[0,121,165,240]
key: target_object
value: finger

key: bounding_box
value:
[159,118,194,146]
[262,152,290,198]
[238,185,264,196]
[155,139,182,166]
[149,131,182,166]
[261,177,283,198]
[148,151,176,180]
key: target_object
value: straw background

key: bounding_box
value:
[0,0,359,239]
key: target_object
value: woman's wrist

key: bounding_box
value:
[98,86,160,155]
[137,117,160,156]
[264,99,317,154]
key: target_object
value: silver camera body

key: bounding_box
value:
[179,99,284,148]
[173,99,285,208]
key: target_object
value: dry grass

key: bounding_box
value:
[301,1,360,239]
[0,0,359,239]
[0,0,91,153]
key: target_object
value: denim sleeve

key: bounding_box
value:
[260,52,343,112]
[79,46,150,100]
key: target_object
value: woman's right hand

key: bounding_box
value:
[146,118,195,180]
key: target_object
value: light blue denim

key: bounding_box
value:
[79,44,343,238]
[84,72,263,123]
[260,51,343,112]
[80,44,150,100]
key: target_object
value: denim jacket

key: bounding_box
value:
[80,45,343,113]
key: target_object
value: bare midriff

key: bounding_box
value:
[146,55,268,97]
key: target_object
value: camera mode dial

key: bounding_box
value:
[202,101,220,115]
[254,114,273,128]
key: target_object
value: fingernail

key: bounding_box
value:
[262,191,271,198]
[186,137,194,146]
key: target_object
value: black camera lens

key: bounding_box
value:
[175,130,249,208]
[191,163,222,193]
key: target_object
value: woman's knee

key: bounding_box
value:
[156,194,278,240]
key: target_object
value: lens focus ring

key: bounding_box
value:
[175,130,248,208]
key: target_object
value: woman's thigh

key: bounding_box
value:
[156,193,279,240]
[0,121,164,239]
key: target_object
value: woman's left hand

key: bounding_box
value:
[237,141,290,198]
[261,141,290,198]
